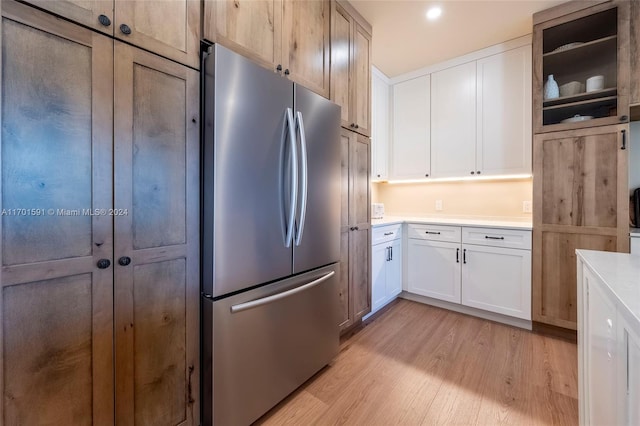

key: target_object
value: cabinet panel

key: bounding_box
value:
[116,0,200,68]
[282,0,330,98]
[431,62,477,178]
[386,239,402,298]
[585,271,618,426]
[338,230,351,330]
[350,134,370,227]
[534,231,616,329]
[353,22,371,136]
[371,69,390,180]
[391,76,431,179]
[351,227,370,320]
[631,0,640,106]
[330,3,352,127]
[462,245,531,320]
[407,239,461,303]
[625,325,640,426]
[371,243,388,311]
[0,2,114,423]
[114,43,200,426]
[18,0,113,34]
[206,0,281,70]
[477,46,532,176]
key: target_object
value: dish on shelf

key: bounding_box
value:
[559,81,584,97]
[561,114,594,123]
[552,42,584,53]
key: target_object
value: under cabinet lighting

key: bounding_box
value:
[386,174,532,184]
[426,6,442,21]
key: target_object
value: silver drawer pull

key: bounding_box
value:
[230,271,335,313]
[383,232,394,236]
[485,236,505,240]
[425,231,441,235]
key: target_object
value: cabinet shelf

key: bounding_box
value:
[543,87,617,108]
[543,34,617,58]
[543,94,617,111]
[543,96,618,125]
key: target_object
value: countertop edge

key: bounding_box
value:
[371,217,533,230]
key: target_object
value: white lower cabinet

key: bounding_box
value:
[461,245,531,320]
[620,320,640,426]
[406,223,531,321]
[370,225,402,315]
[407,239,461,303]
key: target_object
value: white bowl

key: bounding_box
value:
[561,115,594,123]
[559,81,583,97]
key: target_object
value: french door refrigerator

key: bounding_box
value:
[201,44,341,426]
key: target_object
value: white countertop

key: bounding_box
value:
[372,215,532,230]
[577,250,640,331]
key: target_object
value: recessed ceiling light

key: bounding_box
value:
[426,6,442,21]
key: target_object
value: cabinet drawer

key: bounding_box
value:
[372,224,401,245]
[408,224,461,243]
[462,227,531,249]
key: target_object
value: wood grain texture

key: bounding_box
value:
[206,0,282,71]
[350,227,370,321]
[351,134,370,228]
[114,42,200,426]
[533,0,611,26]
[282,0,330,98]
[115,0,200,68]
[353,23,371,136]
[330,2,352,127]
[18,0,113,34]
[338,230,351,331]
[1,2,114,423]
[257,299,579,425]
[631,0,640,105]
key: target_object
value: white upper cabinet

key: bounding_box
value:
[431,61,477,178]
[371,67,390,181]
[391,75,431,180]
[476,45,532,176]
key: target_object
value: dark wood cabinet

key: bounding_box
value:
[339,128,371,332]
[0,2,200,424]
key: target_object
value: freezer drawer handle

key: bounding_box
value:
[230,270,336,314]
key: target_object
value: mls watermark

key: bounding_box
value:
[1,208,129,216]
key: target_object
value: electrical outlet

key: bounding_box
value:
[435,200,443,211]
[523,200,533,213]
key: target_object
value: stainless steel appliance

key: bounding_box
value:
[201,44,341,426]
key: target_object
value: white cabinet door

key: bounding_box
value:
[585,270,618,426]
[386,238,402,298]
[407,239,461,303]
[461,245,531,320]
[431,62,476,178]
[371,243,388,312]
[476,45,532,176]
[391,75,430,179]
[618,315,640,426]
[372,68,390,181]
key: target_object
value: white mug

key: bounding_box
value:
[586,75,604,92]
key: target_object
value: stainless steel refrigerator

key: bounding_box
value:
[201,44,341,426]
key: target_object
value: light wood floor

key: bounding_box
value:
[256,299,578,426]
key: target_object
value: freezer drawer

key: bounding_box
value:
[203,264,340,426]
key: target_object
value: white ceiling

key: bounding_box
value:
[350,0,566,78]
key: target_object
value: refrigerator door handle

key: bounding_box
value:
[295,111,309,246]
[230,270,335,313]
[284,108,298,247]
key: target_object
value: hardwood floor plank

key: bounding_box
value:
[256,300,578,426]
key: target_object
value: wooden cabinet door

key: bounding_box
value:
[461,245,531,320]
[407,240,461,303]
[533,125,628,329]
[352,22,371,136]
[282,0,330,98]
[349,133,371,321]
[19,0,114,34]
[330,2,353,129]
[115,0,200,68]
[631,0,640,106]
[205,0,283,72]
[114,43,200,426]
[338,129,351,331]
[431,61,477,178]
[1,2,114,424]
[391,75,431,179]
[476,45,532,176]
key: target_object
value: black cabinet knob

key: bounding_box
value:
[284,69,290,75]
[377,174,381,177]
[425,173,429,177]
[118,256,132,266]
[97,259,111,269]
[350,123,355,128]
[620,115,629,122]
[354,226,359,231]
[120,24,132,35]
[471,171,475,175]
[98,14,111,27]
[355,124,359,129]
[276,64,282,72]
[477,170,481,174]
